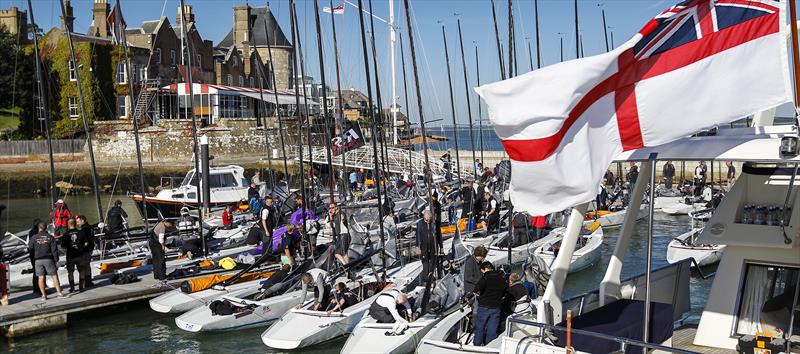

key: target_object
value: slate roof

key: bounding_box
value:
[218,7,291,49]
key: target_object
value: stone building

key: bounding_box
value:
[213,43,265,88]
[218,5,292,90]
[0,6,27,41]
[32,0,151,137]
[125,5,214,85]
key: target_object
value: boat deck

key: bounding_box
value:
[0,274,202,337]
[672,325,737,354]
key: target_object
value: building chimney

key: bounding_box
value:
[233,5,251,46]
[61,0,74,32]
[242,41,251,76]
[90,0,110,38]
[177,4,194,26]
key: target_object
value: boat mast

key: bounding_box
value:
[116,0,149,229]
[312,0,335,206]
[178,0,205,253]
[249,17,275,193]
[27,0,57,208]
[457,18,477,181]
[574,0,580,59]
[398,32,413,179]
[368,0,390,179]
[440,23,461,179]
[328,0,348,202]
[390,0,398,146]
[402,0,432,202]
[289,0,309,258]
[358,0,387,271]
[490,0,506,80]
[507,0,515,78]
[534,0,541,68]
[262,9,290,187]
[474,43,484,165]
[526,38,533,71]
[293,8,316,201]
[599,3,609,52]
[58,0,104,223]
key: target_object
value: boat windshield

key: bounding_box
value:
[181,172,199,187]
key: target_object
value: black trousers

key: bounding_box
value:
[149,237,167,280]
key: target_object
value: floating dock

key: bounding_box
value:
[0,275,197,338]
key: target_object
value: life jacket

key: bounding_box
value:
[532,216,547,228]
[249,196,263,215]
[222,209,233,226]
[53,205,70,227]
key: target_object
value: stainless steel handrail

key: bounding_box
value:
[506,317,698,354]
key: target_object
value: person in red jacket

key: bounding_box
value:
[221,205,235,229]
[532,215,548,239]
[51,199,71,236]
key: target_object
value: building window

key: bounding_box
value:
[233,57,238,67]
[68,60,77,81]
[227,74,233,86]
[117,96,127,118]
[735,263,800,336]
[239,76,244,87]
[170,50,176,65]
[155,48,161,64]
[249,77,254,88]
[196,54,201,68]
[116,62,127,84]
[68,96,79,118]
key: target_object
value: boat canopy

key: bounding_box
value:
[615,125,800,162]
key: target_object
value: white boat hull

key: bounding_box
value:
[666,229,725,267]
[174,289,311,332]
[149,277,269,314]
[532,227,604,275]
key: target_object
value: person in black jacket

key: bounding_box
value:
[460,182,474,220]
[27,218,42,295]
[28,223,63,300]
[464,246,487,294]
[472,261,507,346]
[76,215,95,287]
[663,161,676,190]
[61,219,87,293]
[416,210,441,285]
[106,200,128,238]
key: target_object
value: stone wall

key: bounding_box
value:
[92,118,288,162]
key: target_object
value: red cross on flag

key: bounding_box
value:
[476,0,792,215]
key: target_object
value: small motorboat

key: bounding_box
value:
[660,197,706,215]
[666,228,725,267]
[530,226,604,275]
[584,204,648,228]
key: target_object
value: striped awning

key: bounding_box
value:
[165,83,319,105]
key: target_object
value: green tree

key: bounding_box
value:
[0,24,35,138]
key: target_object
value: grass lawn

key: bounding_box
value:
[0,107,21,131]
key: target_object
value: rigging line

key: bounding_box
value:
[106,160,123,211]
[408,2,442,118]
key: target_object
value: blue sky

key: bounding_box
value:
[6,0,795,125]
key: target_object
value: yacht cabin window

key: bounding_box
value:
[179,172,237,188]
[735,263,799,338]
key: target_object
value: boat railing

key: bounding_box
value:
[689,258,715,279]
[506,317,697,354]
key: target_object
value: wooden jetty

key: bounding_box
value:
[0,275,206,338]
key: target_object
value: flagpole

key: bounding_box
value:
[490,0,506,80]
[789,0,800,116]
[390,0,398,146]
[441,23,462,179]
